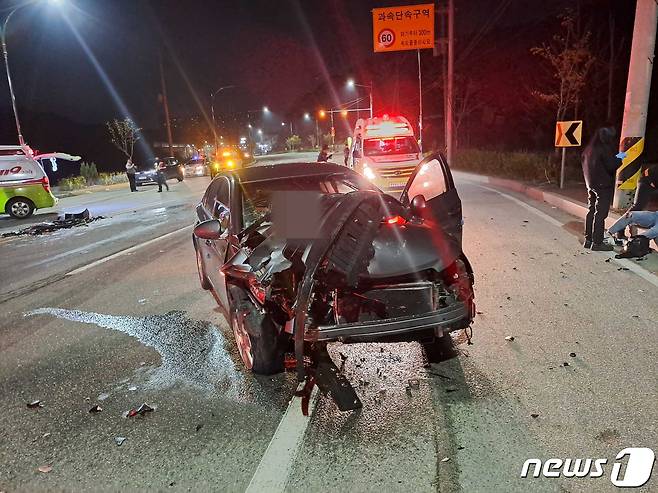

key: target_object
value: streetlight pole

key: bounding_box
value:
[2,8,26,146]
[210,85,235,149]
[347,79,374,118]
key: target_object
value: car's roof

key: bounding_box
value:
[230,162,358,184]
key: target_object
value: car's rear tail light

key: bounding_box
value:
[385,215,406,225]
[41,175,51,193]
[248,277,266,304]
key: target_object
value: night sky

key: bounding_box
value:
[0,0,645,166]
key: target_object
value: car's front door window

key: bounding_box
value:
[405,158,448,202]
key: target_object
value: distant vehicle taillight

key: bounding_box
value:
[41,175,51,193]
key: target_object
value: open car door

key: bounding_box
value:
[400,153,463,246]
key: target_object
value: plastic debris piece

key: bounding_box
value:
[128,386,137,391]
[504,336,515,342]
[127,403,154,417]
[43,433,51,438]
[441,457,450,463]
[138,299,148,305]
[562,362,570,367]
[114,437,127,446]
[89,405,103,413]
[569,352,576,357]
[408,378,420,389]
[38,465,52,473]
[531,413,539,418]
[457,445,464,450]
[27,400,44,409]
[604,258,611,263]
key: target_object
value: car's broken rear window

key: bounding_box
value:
[240,175,359,230]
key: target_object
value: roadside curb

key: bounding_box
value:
[454,171,621,229]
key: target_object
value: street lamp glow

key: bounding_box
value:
[247,123,252,128]
[347,78,355,88]
[304,113,310,120]
[281,122,285,126]
[263,106,270,113]
[257,129,263,135]
[319,109,326,118]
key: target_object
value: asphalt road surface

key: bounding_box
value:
[0,153,656,492]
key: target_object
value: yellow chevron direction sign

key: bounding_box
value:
[555,120,583,147]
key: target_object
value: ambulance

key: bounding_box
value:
[349,115,422,193]
[0,145,80,219]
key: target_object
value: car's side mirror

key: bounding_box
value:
[410,194,427,216]
[194,219,223,240]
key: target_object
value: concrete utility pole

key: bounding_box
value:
[159,51,174,158]
[446,0,454,164]
[613,0,657,208]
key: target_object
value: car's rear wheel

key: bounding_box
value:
[195,246,211,290]
[229,287,284,375]
[6,197,35,219]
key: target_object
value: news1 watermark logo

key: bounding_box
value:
[521,448,655,487]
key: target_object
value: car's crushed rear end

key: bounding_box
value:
[224,189,475,375]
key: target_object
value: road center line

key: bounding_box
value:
[245,383,319,493]
[65,224,192,276]
[476,183,658,289]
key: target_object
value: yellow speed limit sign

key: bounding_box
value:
[372,3,435,53]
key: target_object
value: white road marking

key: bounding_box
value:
[475,183,658,289]
[65,224,192,276]
[245,383,320,493]
[477,185,564,228]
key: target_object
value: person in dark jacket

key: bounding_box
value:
[581,126,622,251]
[125,158,137,192]
[628,164,658,211]
[156,159,169,192]
[317,144,332,163]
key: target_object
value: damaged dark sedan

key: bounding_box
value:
[193,157,475,398]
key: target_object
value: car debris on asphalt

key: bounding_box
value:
[2,209,104,237]
[37,465,52,473]
[114,437,127,446]
[89,405,103,413]
[27,400,44,409]
[127,403,155,417]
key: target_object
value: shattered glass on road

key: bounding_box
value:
[25,308,244,398]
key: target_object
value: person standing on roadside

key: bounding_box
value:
[343,144,350,167]
[125,158,137,192]
[581,126,623,251]
[157,159,169,192]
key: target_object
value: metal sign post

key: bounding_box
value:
[555,120,583,189]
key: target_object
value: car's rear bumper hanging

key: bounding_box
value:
[307,301,469,342]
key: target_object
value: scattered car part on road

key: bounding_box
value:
[114,437,128,446]
[2,209,103,237]
[127,403,154,417]
[27,400,44,409]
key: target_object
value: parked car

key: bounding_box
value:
[135,157,184,186]
[192,156,475,377]
[184,158,209,177]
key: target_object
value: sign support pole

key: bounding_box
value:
[560,147,566,189]
[417,49,423,154]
